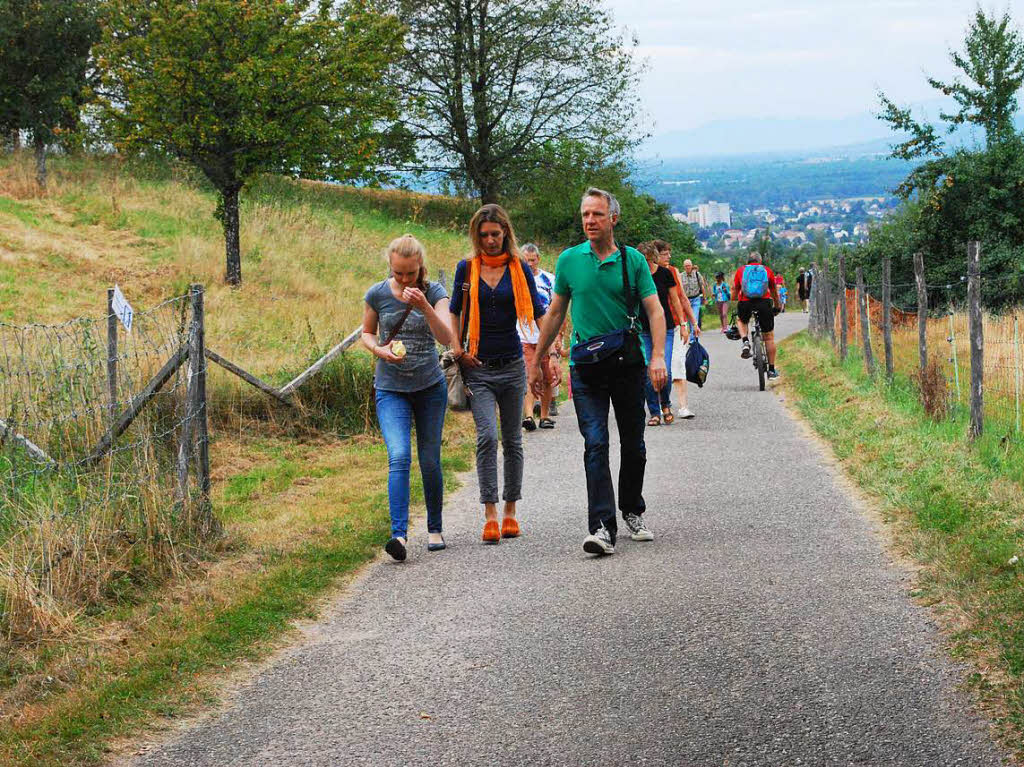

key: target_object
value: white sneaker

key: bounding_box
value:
[677,408,695,419]
[583,526,615,555]
[623,513,654,542]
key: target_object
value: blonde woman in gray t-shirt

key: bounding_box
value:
[362,235,452,561]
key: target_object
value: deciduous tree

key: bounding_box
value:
[0,0,100,189]
[389,0,644,204]
[97,0,409,285]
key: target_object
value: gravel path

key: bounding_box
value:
[129,311,1006,766]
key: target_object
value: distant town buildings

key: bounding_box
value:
[675,195,895,252]
[686,201,732,228]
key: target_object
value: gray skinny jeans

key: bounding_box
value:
[463,357,526,504]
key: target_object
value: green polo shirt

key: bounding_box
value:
[553,241,657,354]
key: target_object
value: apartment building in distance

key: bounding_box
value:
[685,201,732,228]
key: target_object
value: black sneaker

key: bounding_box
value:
[583,526,615,555]
[767,369,780,380]
[549,400,559,416]
[740,339,752,359]
[533,402,541,418]
[623,513,654,541]
[522,417,537,431]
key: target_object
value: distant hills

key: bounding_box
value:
[640,98,1021,161]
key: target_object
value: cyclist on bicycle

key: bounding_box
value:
[732,252,782,380]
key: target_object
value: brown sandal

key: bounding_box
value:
[647,416,661,426]
[662,409,674,424]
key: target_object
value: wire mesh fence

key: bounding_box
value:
[0,289,211,641]
[809,247,1023,442]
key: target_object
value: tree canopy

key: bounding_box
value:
[389,0,645,204]
[0,0,100,188]
[97,0,410,285]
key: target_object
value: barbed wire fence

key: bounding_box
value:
[806,242,1024,443]
[0,285,214,641]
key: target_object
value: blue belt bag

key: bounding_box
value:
[570,246,643,367]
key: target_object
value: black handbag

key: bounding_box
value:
[569,245,643,367]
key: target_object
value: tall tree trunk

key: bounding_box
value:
[34,133,46,191]
[222,186,242,286]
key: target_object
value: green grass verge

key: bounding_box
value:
[779,332,1024,757]
[1,426,473,766]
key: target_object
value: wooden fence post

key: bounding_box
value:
[967,241,983,439]
[914,251,927,374]
[107,288,118,411]
[438,267,448,293]
[177,284,217,535]
[1014,315,1021,435]
[857,267,875,377]
[838,253,848,361]
[822,256,835,344]
[882,256,894,381]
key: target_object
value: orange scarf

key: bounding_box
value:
[466,253,536,358]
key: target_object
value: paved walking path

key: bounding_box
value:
[130,312,1005,766]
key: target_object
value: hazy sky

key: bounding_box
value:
[604,0,1011,134]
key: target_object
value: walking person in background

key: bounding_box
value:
[638,241,691,426]
[776,274,788,312]
[680,258,711,332]
[530,188,666,556]
[713,271,731,332]
[653,240,700,420]
[449,205,547,544]
[519,243,561,431]
[797,267,811,313]
[362,235,452,561]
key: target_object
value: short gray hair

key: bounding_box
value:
[521,242,540,255]
[581,187,620,218]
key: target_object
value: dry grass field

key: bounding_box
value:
[0,153,484,765]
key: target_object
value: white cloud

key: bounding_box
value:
[605,0,994,131]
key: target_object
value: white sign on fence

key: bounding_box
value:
[112,285,134,333]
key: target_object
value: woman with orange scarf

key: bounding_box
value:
[449,205,547,544]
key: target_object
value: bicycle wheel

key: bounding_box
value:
[753,333,766,391]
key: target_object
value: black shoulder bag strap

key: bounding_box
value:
[382,304,414,346]
[621,244,639,330]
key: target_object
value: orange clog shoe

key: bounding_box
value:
[482,519,501,544]
[501,517,521,538]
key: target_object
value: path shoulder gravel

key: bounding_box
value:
[128,311,1006,766]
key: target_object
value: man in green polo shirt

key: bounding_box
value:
[529,187,667,556]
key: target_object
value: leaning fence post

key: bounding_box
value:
[914,251,927,374]
[882,256,894,381]
[857,267,875,378]
[438,267,448,294]
[967,241,983,439]
[176,290,198,509]
[107,288,118,411]
[838,253,848,361]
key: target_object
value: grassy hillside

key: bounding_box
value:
[0,155,478,374]
[0,154,482,765]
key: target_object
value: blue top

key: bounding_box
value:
[450,258,547,360]
[713,282,730,302]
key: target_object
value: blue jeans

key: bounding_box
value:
[375,379,447,539]
[570,361,647,542]
[640,330,673,416]
[688,296,703,334]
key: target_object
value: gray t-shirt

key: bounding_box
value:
[364,279,448,392]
